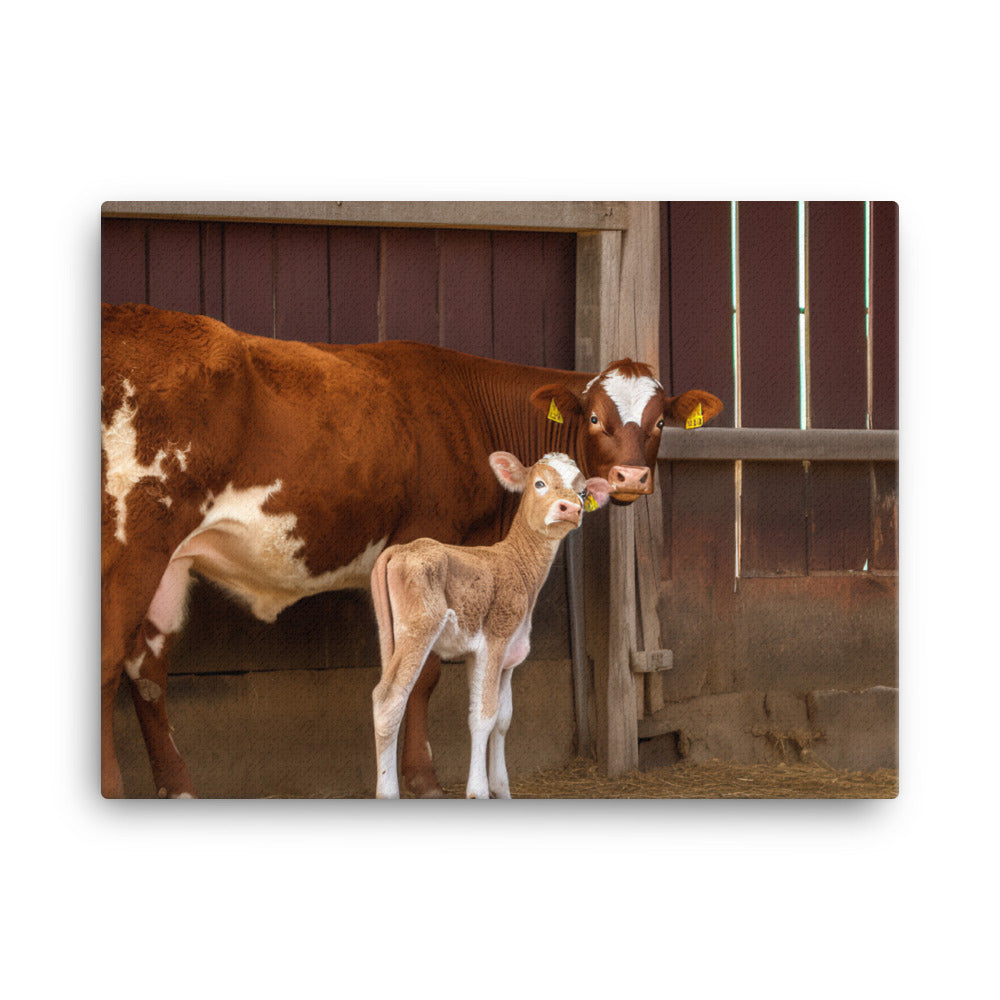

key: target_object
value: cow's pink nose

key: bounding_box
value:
[608,465,652,494]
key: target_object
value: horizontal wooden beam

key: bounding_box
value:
[659,428,898,462]
[100,201,630,233]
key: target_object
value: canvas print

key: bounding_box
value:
[100,201,898,799]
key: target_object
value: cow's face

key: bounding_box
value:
[489,452,611,540]
[530,360,723,505]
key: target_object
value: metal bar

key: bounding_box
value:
[659,428,898,462]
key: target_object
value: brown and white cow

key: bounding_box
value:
[101,303,722,798]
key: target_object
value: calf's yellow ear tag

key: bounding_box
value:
[685,402,704,430]
[547,399,564,424]
[584,493,599,512]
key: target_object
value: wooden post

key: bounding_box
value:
[575,205,664,778]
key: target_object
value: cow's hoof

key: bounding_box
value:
[404,772,446,798]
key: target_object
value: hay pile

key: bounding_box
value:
[438,757,898,799]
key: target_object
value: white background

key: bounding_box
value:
[6,2,995,996]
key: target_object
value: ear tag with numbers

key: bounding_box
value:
[685,402,704,430]
[584,493,599,512]
[547,399,564,424]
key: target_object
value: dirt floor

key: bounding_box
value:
[436,757,899,799]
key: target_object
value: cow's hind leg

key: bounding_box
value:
[102,666,125,798]
[126,620,195,798]
[401,653,445,798]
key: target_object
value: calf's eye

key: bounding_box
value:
[590,414,599,424]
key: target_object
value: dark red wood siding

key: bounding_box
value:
[659,200,898,582]
[101,219,576,369]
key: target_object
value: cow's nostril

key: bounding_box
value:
[640,472,648,484]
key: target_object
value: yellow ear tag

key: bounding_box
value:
[685,402,704,430]
[547,399,564,424]
[584,493,599,512]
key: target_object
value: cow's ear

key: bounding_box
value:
[489,451,529,493]
[584,477,612,510]
[665,390,724,427]
[530,383,584,423]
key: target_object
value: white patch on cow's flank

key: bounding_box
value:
[101,379,191,544]
[163,480,388,623]
[597,372,662,427]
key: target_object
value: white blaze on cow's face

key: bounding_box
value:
[586,370,664,428]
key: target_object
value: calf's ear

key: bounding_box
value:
[665,390,724,426]
[489,451,529,493]
[584,477,612,510]
[530,383,584,422]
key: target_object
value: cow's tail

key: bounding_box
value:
[370,548,396,670]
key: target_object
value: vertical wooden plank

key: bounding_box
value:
[223,222,274,337]
[101,218,146,304]
[809,463,871,571]
[439,229,493,357]
[806,202,869,572]
[276,225,329,343]
[739,201,800,428]
[871,201,898,430]
[738,201,808,576]
[661,461,736,701]
[380,228,439,344]
[871,462,898,571]
[147,220,201,315]
[542,233,576,370]
[740,460,808,576]
[608,503,639,769]
[808,202,867,429]
[575,231,621,376]
[664,201,736,681]
[329,227,379,345]
[201,222,224,320]
[658,202,673,387]
[615,202,664,718]
[666,201,735,425]
[493,231,546,366]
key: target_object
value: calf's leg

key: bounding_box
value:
[466,648,505,800]
[487,667,515,799]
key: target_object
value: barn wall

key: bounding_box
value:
[103,215,580,797]
[643,202,898,770]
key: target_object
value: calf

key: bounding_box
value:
[370,452,611,798]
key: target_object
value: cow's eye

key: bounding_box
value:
[590,414,599,425]
[534,480,547,492]
[656,419,665,429]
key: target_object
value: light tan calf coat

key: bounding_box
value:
[370,452,611,798]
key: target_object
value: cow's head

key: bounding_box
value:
[530,360,723,505]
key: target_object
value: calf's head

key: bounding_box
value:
[530,360,723,504]
[489,452,611,540]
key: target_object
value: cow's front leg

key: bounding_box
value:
[401,652,445,797]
